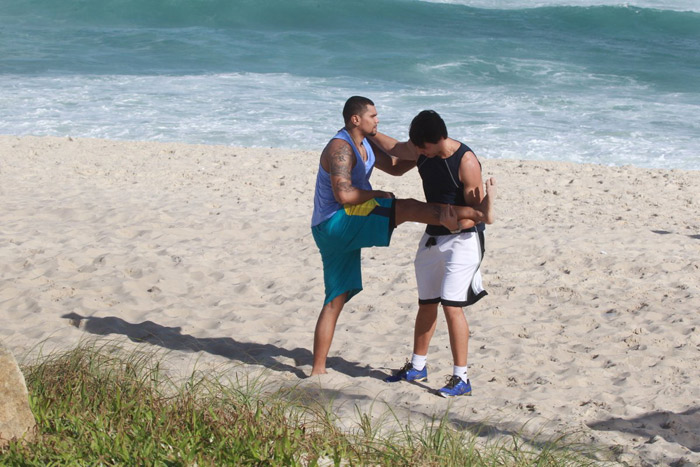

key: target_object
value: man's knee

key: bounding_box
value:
[395,198,431,225]
[321,293,344,313]
[443,305,465,318]
[418,303,439,314]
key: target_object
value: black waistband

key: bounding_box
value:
[425,225,478,236]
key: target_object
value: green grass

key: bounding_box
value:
[1,344,609,466]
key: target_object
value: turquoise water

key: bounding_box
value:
[1,0,699,169]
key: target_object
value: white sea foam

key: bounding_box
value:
[3,70,697,169]
[422,0,700,12]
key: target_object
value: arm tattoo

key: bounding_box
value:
[336,180,355,193]
[329,144,354,179]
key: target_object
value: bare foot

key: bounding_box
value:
[310,368,327,376]
[482,177,496,224]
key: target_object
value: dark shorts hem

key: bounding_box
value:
[325,287,362,306]
[441,290,488,308]
[418,297,441,305]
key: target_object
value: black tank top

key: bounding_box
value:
[417,142,484,236]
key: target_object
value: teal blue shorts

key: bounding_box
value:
[312,198,396,305]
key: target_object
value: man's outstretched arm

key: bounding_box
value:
[370,132,420,161]
[370,140,416,176]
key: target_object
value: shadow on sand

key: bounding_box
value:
[60,312,609,456]
[588,407,700,453]
[61,312,373,380]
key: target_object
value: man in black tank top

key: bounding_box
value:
[371,110,493,397]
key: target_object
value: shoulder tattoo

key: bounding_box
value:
[329,144,354,179]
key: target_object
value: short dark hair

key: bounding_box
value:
[343,96,375,124]
[409,110,448,147]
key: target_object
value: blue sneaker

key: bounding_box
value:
[384,361,428,383]
[437,375,472,397]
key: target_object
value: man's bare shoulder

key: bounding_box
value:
[321,138,354,172]
[322,138,352,158]
[461,150,482,170]
[459,150,484,184]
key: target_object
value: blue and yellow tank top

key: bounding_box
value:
[311,128,376,227]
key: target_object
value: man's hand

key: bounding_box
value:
[439,204,459,231]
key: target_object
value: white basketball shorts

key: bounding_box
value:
[414,230,487,307]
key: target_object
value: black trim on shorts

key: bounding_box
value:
[418,297,441,305]
[418,291,488,308]
[388,198,397,232]
[442,290,488,308]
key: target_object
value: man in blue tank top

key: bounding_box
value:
[371,110,494,397]
[310,97,497,376]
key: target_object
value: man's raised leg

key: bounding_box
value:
[394,177,496,227]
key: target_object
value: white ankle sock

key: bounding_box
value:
[411,354,427,371]
[453,365,468,382]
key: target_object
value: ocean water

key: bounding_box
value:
[1,0,699,169]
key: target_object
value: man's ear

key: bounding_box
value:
[350,114,360,127]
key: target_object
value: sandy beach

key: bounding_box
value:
[1,134,698,465]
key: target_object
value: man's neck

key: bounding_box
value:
[438,138,460,158]
[344,126,366,150]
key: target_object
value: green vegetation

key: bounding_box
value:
[2,344,606,466]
